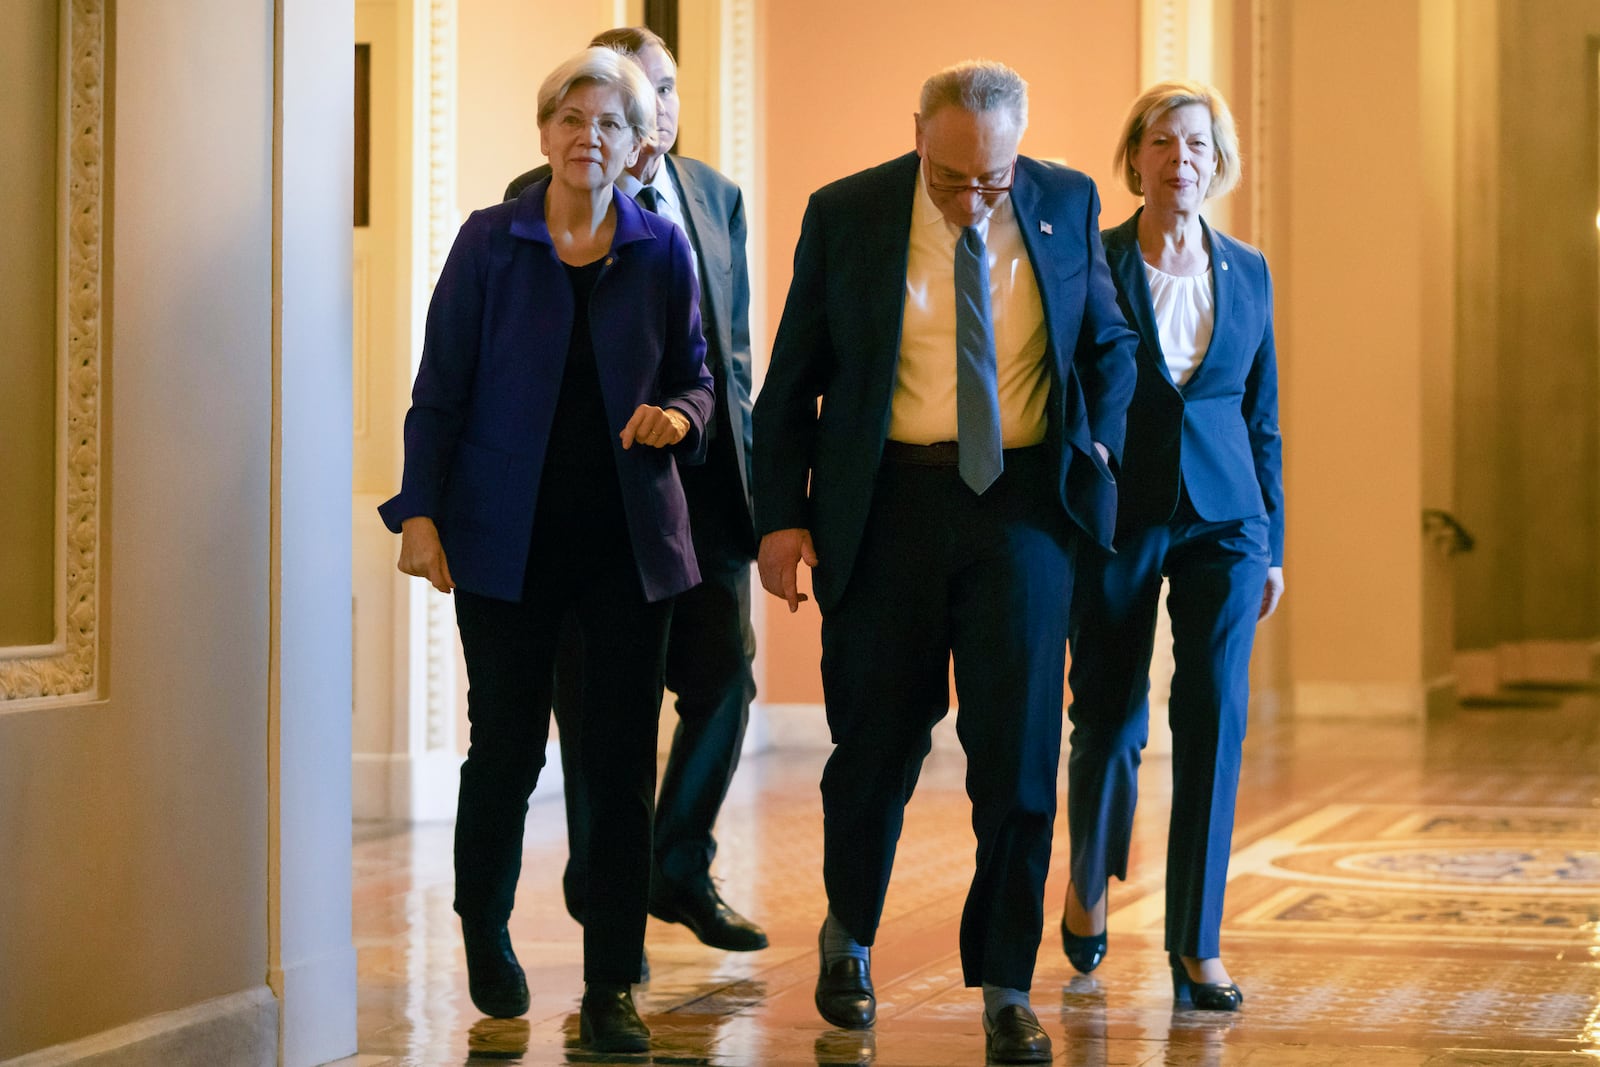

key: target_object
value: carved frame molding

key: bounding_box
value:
[418,0,457,758]
[1,0,106,705]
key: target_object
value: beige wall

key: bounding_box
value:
[0,1,275,1057]
[456,0,633,219]
[0,0,60,648]
[758,0,1140,705]
[1455,0,1600,653]
[1277,0,1429,709]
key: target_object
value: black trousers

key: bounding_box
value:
[452,544,670,984]
[818,446,1075,990]
[553,563,757,918]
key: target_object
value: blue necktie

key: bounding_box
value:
[634,185,661,212]
[955,225,1003,494]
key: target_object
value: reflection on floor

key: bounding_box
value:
[340,687,1600,1065]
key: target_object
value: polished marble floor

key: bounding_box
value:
[340,687,1600,1065]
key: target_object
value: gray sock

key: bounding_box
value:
[982,984,1030,1023]
[821,911,869,965]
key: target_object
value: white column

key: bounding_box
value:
[270,0,359,1063]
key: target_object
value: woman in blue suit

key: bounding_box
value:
[378,47,712,1052]
[1058,81,1284,1011]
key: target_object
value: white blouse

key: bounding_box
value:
[1143,262,1214,388]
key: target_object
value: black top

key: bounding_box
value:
[530,259,629,561]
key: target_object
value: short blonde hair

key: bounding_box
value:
[536,46,655,146]
[1113,80,1240,199]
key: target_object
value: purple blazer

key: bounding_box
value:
[378,180,714,602]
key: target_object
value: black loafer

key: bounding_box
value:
[814,926,875,1029]
[983,1005,1052,1064]
[461,920,529,1019]
[649,877,769,952]
[579,983,651,1053]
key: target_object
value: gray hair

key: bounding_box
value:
[535,46,655,145]
[919,60,1029,133]
[1113,80,1242,199]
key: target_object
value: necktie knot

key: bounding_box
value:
[635,185,662,212]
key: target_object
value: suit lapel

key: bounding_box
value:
[668,158,729,324]
[1183,217,1231,392]
[1106,213,1176,388]
[1010,168,1066,382]
[859,157,917,403]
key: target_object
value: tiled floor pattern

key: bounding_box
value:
[341,691,1600,1065]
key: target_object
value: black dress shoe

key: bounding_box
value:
[460,921,529,1019]
[814,927,875,1029]
[649,877,769,951]
[983,1005,1052,1064]
[579,983,651,1053]
[1060,915,1107,974]
[1169,954,1244,1012]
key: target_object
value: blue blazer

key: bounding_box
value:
[1101,210,1284,564]
[507,156,756,564]
[753,152,1139,613]
[378,181,715,602]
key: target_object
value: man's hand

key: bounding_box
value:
[757,528,818,613]
[1259,566,1285,620]
[398,516,455,594]
[621,405,690,449]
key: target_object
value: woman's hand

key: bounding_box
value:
[1259,566,1284,620]
[620,404,690,449]
[398,516,455,594]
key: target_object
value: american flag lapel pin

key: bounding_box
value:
[1039,220,1053,235]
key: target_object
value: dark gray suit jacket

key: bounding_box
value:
[507,156,756,567]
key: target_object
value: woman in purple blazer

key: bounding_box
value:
[1059,81,1284,1012]
[378,47,712,1053]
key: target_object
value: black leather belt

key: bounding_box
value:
[881,440,1046,466]
[882,440,962,466]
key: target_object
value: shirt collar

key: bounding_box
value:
[913,158,1012,241]
[615,171,645,198]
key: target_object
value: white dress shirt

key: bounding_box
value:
[619,167,700,279]
[888,166,1049,447]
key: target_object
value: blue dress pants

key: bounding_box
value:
[1066,504,1268,958]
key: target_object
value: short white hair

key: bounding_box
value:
[536,46,655,145]
[919,60,1028,133]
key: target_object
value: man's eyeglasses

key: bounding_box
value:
[925,158,1016,196]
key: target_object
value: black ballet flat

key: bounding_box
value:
[1169,954,1243,1012]
[1059,915,1107,974]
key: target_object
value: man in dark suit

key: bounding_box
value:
[505,27,765,954]
[753,60,1137,1063]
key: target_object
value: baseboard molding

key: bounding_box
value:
[354,743,563,820]
[0,988,276,1067]
[1424,673,1457,716]
[1454,649,1499,698]
[755,701,962,753]
[1455,639,1600,697]
[1293,682,1425,719]
[271,945,358,1067]
[1496,639,1599,684]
